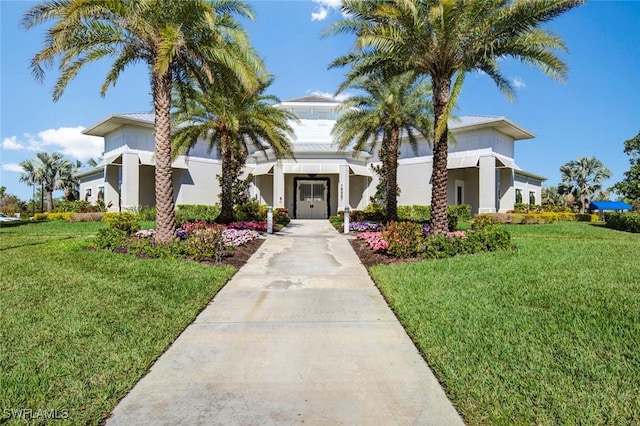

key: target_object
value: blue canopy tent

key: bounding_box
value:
[589,200,633,211]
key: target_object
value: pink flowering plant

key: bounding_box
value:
[222,229,260,248]
[227,221,267,232]
[357,231,390,252]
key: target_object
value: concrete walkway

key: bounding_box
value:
[107,220,464,425]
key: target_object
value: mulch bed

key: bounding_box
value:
[348,235,423,268]
[200,238,265,269]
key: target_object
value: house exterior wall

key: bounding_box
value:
[173,159,223,206]
[515,174,543,205]
[396,159,433,205]
[79,172,104,204]
[81,106,542,217]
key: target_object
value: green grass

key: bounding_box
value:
[370,222,640,425]
[0,221,235,425]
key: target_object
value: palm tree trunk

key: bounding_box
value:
[217,135,235,224]
[152,69,176,243]
[385,127,400,222]
[46,187,54,212]
[430,76,451,235]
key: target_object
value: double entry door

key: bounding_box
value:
[296,180,328,219]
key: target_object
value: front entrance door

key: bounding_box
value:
[296,180,328,219]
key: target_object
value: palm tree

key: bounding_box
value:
[559,156,612,213]
[332,71,432,222]
[329,0,583,234]
[172,77,296,223]
[19,152,70,212]
[58,159,83,201]
[23,0,262,243]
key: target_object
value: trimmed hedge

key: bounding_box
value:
[175,204,220,225]
[475,212,599,225]
[605,212,640,233]
[33,212,74,221]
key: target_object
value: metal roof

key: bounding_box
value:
[449,116,535,140]
[83,112,155,136]
[82,109,534,143]
[283,95,339,103]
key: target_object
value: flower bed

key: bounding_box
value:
[349,221,381,232]
[355,221,512,260]
[97,220,266,262]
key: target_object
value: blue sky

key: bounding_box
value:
[1,0,639,201]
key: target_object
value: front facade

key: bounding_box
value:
[78,95,544,218]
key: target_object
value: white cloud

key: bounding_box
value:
[2,136,25,151]
[311,7,329,21]
[311,90,353,102]
[311,0,343,21]
[512,76,526,89]
[1,127,102,161]
[1,163,24,173]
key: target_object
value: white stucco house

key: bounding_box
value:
[77,95,545,218]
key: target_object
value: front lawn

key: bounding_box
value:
[0,221,235,425]
[370,222,640,424]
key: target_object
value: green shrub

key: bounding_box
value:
[128,238,186,259]
[175,204,220,225]
[472,214,496,229]
[363,203,385,221]
[471,226,513,251]
[95,227,128,250]
[126,205,157,221]
[35,212,74,221]
[382,221,424,258]
[605,212,640,233]
[184,226,225,261]
[394,204,470,226]
[55,200,93,213]
[475,212,597,225]
[420,227,512,260]
[235,199,267,221]
[448,204,472,222]
[514,203,572,213]
[274,210,290,226]
[329,215,344,229]
[397,205,431,222]
[102,212,140,235]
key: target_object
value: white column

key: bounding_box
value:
[273,163,285,209]
[104,165,120,212]
[499,168,515,212]
[478,156,496,214]
[339,164,350,211]
[120,152,139,210]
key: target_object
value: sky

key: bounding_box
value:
[1,0,639,202]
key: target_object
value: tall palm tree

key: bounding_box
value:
[559,156,611,213]
[23,0,262,243]
[19,152,70,212]
[329,0,583,234]
[58,159,83,201]
[332,71,432,222]
[172,77,296,223]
